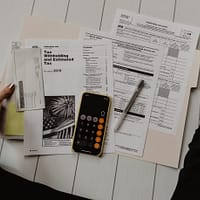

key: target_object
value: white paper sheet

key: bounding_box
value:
[24,40,82,155]
[82,41,114,153]
[24,40,114,155]
[12,47,45,111]
[111,9,200,135]
[80,28,163,156]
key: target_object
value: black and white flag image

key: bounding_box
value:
[43,96,75,147]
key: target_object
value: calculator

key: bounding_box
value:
[72,92,111,156]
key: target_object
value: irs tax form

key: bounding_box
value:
[12,47,45,111]
[111,9,200,134]
[81,29,163,156]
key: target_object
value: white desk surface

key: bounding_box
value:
[1,0,200,199]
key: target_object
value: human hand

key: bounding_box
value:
[0,83,15,104]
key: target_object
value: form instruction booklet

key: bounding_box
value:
[23,39,114,156]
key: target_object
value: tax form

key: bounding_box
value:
[23,40,114,155]
[12,47,45,111]
[82,41,114,153]
[111,9,200,134]
[81,29,163,156]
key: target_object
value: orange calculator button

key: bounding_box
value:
[94,143,100,149]
[98,124,103,130]
[99,118,104,124]
[96,130,102,136]
[95,137,101,143]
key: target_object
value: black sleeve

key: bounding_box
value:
[0,167,90,200]
[171,126,200,199]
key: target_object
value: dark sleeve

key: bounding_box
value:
[0,167,90,200]
[171,126,200,199]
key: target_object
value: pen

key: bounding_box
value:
[115,79,145,132]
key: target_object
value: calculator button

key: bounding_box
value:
[98,124,103,130]
[93,117,98,123]
[90,136,94,141]
[80,114,86,120]
[84,135,88,140]
[96,130,102,136]
[95,137,101,143]
[92,124,96,128]
[94,143,100,149]
[87,116,92,121]
[91,130,95,134]
[99,118,104,124]
[101,111,105,116]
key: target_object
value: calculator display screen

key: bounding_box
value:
[79,93,109,117]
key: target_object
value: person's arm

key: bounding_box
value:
[171,126,200,199]
[0,167,90,199]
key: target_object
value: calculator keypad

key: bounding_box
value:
[74,114,105,153]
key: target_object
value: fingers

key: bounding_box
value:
[0,83,15,103]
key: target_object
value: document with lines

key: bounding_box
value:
[81,28,163,156]
[109,9,200,167]
[111,9,200,135]
[12,47,45,111]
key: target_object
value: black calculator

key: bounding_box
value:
[72,92,111,156]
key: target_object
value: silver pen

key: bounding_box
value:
[115,79,145,132]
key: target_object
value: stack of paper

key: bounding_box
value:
[2,9,200,168]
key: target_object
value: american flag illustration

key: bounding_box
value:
[43,96,75,140]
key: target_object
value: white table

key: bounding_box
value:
[0,0,200,199]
